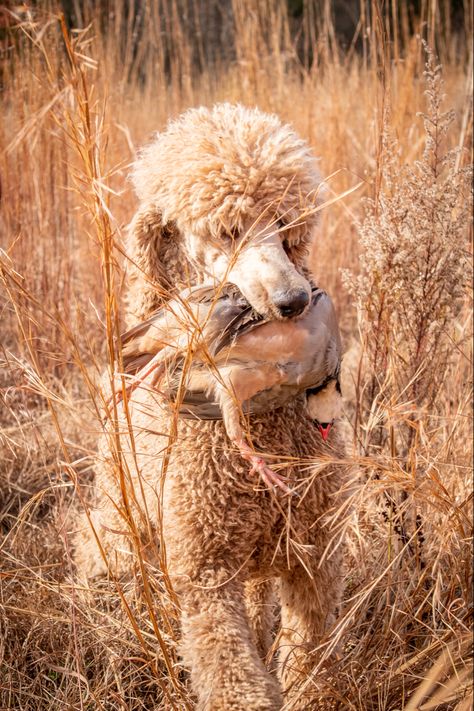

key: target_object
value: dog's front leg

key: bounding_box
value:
[277,548,344,709]
[162,455,282,711]
[177,570,283,711]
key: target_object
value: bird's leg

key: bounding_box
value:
[216,382,294,496]
[234,438,294,495]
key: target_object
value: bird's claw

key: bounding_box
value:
[236,440,295,495]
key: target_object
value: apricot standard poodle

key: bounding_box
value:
[75,104,347,711]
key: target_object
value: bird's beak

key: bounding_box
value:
[317,423,332,441]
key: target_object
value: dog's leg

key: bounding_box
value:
[73,496,135,580]
[163,459,282,711]
[73,445,160,581]
[245,578,277,662]
[177,571,283,711]
[277,556,344,708]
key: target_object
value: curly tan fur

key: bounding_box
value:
[75,104,347,710]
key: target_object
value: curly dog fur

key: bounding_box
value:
[75,104,347,710]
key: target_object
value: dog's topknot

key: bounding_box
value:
[132,103,324,238]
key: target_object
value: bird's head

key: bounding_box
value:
[306,378,342,441]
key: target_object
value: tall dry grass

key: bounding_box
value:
[0,2,472,709]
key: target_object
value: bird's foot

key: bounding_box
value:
[235,439,294,495]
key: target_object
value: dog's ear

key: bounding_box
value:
[123,204,178,326]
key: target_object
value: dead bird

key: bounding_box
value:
[116,283,342,493]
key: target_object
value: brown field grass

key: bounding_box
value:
[0,1,472,709]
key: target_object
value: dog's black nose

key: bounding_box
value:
[274,288,310,318]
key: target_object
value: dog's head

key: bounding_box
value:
[131,104,325,320]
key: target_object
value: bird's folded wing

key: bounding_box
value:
[120,283,260,373]
[165,391,225,421]
[120,283,219,344]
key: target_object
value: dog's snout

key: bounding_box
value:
[273,288,310,318]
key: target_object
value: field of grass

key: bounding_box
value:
[0,1,472,709]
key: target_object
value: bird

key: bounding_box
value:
[114,283,343,494]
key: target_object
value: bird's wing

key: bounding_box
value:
[120,353,157,373]
[119,283,222,373]
[210,305,264,354]
[121,309,165,345]
[120,282,223,343]
[166,390,224,420]
[211,285,321,355]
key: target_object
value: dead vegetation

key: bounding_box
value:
[0,2,472,709]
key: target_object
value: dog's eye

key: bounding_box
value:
[277,219,286,230]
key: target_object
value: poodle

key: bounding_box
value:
[75,104,347,711]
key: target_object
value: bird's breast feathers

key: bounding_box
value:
[228,321,310,362]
